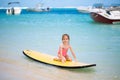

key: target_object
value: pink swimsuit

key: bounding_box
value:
[58,48,68,57]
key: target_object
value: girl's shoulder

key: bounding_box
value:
[68,45,71,48]
[59,43,63,46]
[59,44,63,48]
[59,44,70,48]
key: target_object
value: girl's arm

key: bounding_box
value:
[69,46,77,61]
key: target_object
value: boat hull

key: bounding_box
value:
[6,7,21,15]
[27,8,49,12]
[90,12,120,24]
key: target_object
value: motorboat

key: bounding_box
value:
[27,3,50,12]
[90,4,120,24]
[27,7,50,12]
[6,2,22,15]
[6,7,22,15]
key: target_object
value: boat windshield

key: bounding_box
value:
[92,3,104,9]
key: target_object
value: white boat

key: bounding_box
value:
[27,7,50,12]
[27,3,50,12]
[6,7,21,15]
[90,5,120,24]
[6,2,22,15]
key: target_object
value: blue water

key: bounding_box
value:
[0,8,120,80]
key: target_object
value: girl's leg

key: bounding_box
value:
[58,54,66,63]
[65,55,72,61]
[54,54,66,63]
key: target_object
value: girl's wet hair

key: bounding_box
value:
[62,34,70,40]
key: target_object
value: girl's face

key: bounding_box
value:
[62,35,69,44]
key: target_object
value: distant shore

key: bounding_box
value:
[0,6,93,9]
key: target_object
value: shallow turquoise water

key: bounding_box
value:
[0,8,120,80]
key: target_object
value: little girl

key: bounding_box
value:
[54,34,77,63]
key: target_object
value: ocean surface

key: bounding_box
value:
[0,8,120,80]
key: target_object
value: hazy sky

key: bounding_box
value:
[0,0,120,7]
